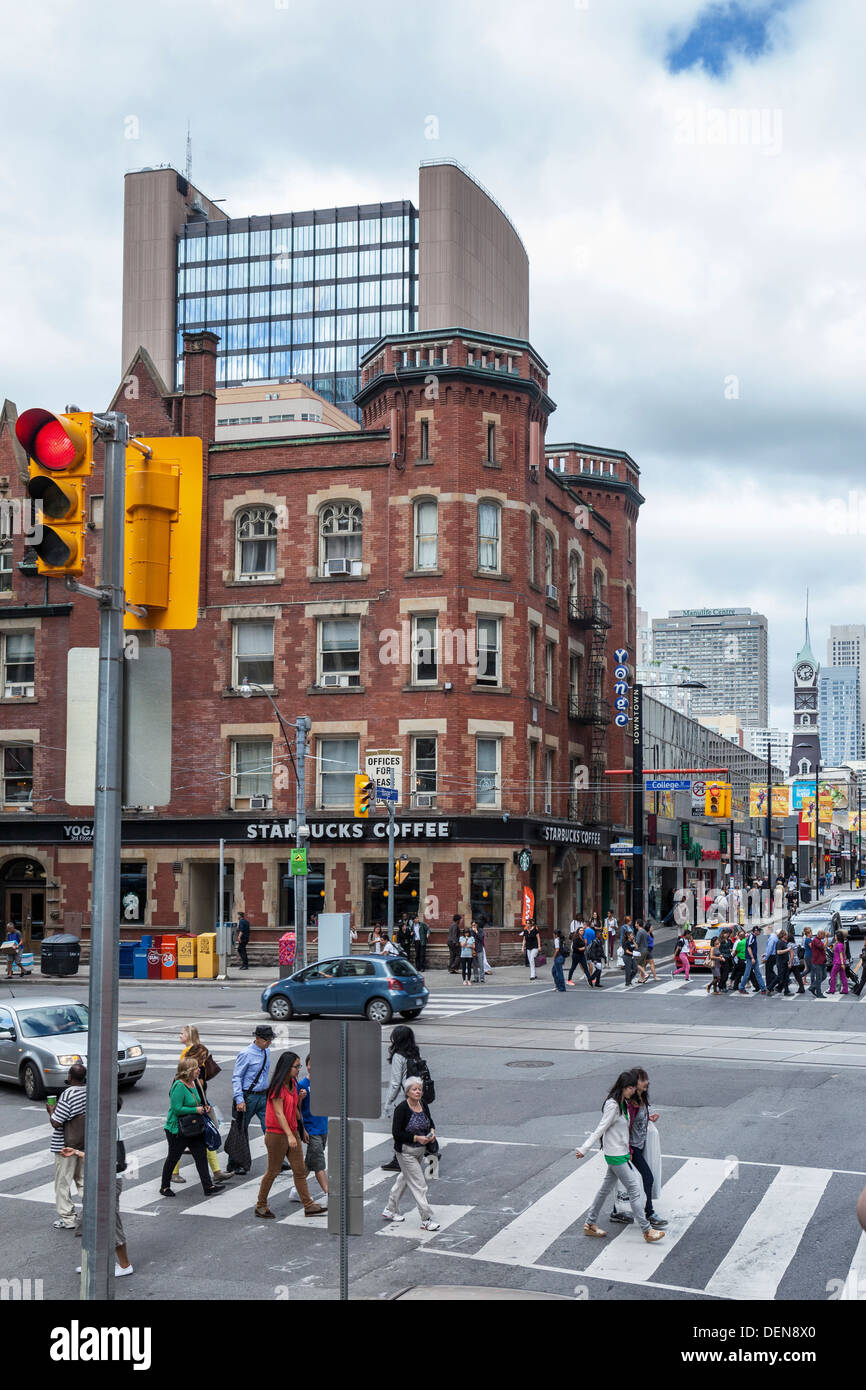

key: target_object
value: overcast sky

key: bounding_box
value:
[1,0,863,729]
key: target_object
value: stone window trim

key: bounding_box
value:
[223,573,286,586]
[222,490,285,522]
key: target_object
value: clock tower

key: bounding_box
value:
[789,622,821,776]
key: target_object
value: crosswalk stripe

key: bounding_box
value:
[0,1124,61,1157]
[471,1153,607,1266]
[379,1204,473,1241]
[582,1158,730,1280]
[704,1164,832,1300]
[180,1136,269,1217]
[840,1231,866,1300]
[0,1116,154,1185]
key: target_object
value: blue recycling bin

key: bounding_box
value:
[119,942,136,978]
[140,935,153,949]
[133,947,148,980]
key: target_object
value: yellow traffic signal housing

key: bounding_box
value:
[124,436,203,631]
[15,409,93,576]
[354,774,373,817]
[705,782,732,818]
[395,858,410,885]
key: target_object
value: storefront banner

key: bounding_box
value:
[522,886,535,925]
[824,782,850,811]
[733,794,746,825]
[848,811,864,834]
[798,796,833,824]
[792,781,846,813]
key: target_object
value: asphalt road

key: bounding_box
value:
[2,960,865,1303]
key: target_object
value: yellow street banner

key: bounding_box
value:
[748,784,791,817]
[733,793,747,825]
[849,810,864,833]
[800,791,833,823]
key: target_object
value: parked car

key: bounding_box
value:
[788,907,841,943]
[261,954,430,1025]
[0,994,148,1101]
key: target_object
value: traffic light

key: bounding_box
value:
[15,409,93,575]
[123,436,203,631]
[354,774,373,817]
[395,858,410,885]
[705,782,732,818]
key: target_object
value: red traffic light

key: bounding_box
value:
[15,408,89,472]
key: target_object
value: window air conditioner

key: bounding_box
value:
[414,793,435,809]
[325,558,351,576]
[546,584,558,601]
[6,684,32,698]
[322,673,341,686]
[250,795,271,810]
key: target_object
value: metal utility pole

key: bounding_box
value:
[766,741,772,887]
[631,683,644,920]
[295,716,311,970]
[386,766,396,940]
[81,412,127,1302]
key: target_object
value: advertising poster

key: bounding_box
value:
[522,885,535,925]
[749,785,792,817]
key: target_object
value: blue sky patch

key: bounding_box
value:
[667,1,791,77]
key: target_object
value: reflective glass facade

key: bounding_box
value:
[176,203,418,420]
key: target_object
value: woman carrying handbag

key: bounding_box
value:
[159,1056,225,1198]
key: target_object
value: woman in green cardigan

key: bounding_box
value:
[159,1056,224,1198]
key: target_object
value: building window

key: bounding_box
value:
[412,615,438,685]
[569,654,580,710]
[593,568,604,603]
[411,735,437,807]
[231,739,273,809]
[528,625,538,694]
[544,533,554,590]
[120,863,147,924]
[419,419,430,460]
[233,621,274,689]
[545,641,555,705]
[2,632,35,697]
[0,547,12,593]
[2,745,33,806]
[236,506,277,580]
[471,861,504,926]
[319,501,362,575]
[318,736,358,807]
[569,553,580,604]
[478,502,500,572]
[476,738,501,808]
[529,514,537,584]
[544,749,554,814]
[476,618,501,687]
[624,586,632,644]
[487,422,496,463]
[414,499,438,570]
[318,618,361,687]
[528,741,536,812]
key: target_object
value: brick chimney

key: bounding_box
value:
[180,331,218,448]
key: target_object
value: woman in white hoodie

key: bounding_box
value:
[576,1069,665,1244]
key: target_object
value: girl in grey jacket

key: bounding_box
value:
[576,1069,665,1244]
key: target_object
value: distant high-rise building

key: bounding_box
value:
[651,608,768,728]
[742,727,792,769]
[819,665,861,765]
[827,624,866,758]
[636,607,652,667]
[636,662,694,718]
[789,623,821,777]
[122,159,529,421]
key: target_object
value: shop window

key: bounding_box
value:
[120,863,147,923]
[279,860,325,928]
[470,862,504,928]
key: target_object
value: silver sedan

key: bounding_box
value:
[0,994,147,1100]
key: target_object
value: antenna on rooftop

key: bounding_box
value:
[185,122,192,184]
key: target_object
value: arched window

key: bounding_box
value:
[236,506,277,579]
[478,501,501,572]
[593,568,604,601]
[568,553,580,604]
[414,498,438,570]
[319,501,362,574]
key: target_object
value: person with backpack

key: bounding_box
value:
[576,1069,665,1244]
[609,1067,667,1231]
[737,925,767,996]
[567,920,593,987]
[382,1025,435,1170]
[587,928,605,987]
[673,929,692,981]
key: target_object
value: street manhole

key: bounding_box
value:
[506,1060,554,1069]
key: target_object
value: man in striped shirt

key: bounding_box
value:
[48,1065,87,1229]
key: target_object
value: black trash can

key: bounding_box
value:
[40,933,81,977]
[799,884,812,905]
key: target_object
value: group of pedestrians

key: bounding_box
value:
[449,914,492,981]
[670,922,866,999]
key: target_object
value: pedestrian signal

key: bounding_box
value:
[395,858,410,885]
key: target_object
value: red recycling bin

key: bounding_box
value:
[160,935,178,980]
[146,936,163,980]
[279,931,296,968]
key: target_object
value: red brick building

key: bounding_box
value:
[0,327,643,960]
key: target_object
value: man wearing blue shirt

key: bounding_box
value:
[291,1054,328,1206]
[229,1025,274,1173]
[763,929,779,993]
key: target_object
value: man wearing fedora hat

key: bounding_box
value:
[228,1025,275,1174]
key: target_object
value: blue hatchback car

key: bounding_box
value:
[261,954,429,1025]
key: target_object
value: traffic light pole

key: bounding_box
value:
[295,716,311,971]
[387,768,396,941]
[81,412,127,1302]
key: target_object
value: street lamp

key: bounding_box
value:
[240,679,312,970]
[632,679,706,920]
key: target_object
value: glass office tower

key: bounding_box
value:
[175,202,418,420]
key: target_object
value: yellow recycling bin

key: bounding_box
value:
[197,932,217,979]
[178,935,197,979]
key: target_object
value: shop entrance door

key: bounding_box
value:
[363,861,419,933]
[1,858,46,953]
